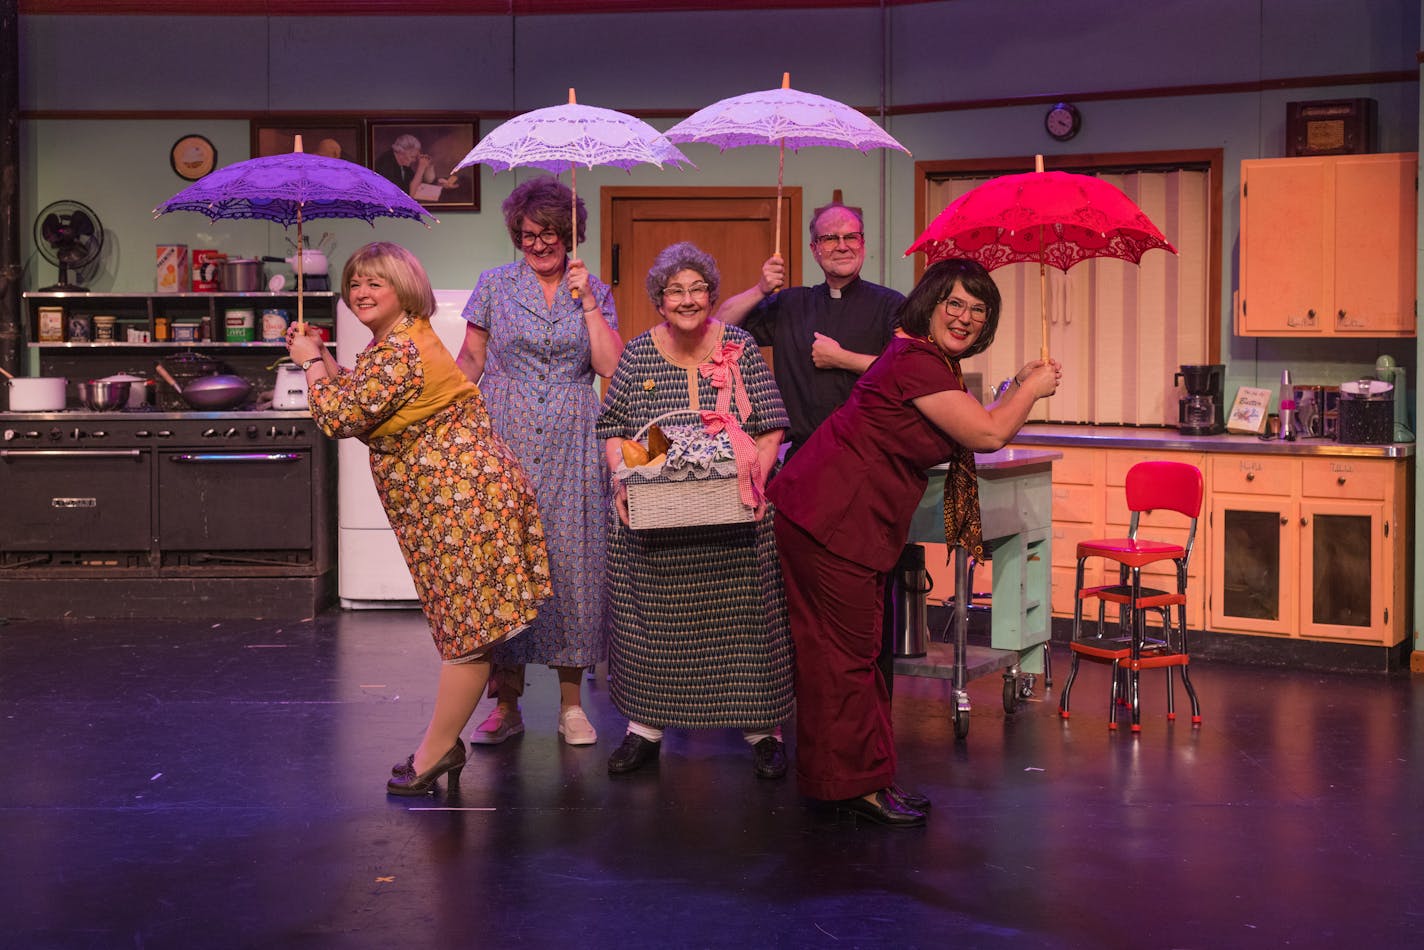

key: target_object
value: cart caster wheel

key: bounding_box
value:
[953,706,970,739]
[1002,676,1019,713]
[1019,674,1038,700]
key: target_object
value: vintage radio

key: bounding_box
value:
[1286,99,1376,156]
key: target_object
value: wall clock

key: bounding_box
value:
[170,134,216,181]
[1044,102,1081,142]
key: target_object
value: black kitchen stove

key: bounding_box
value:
[0,410,334,620]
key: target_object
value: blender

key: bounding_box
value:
[1174,363,1225,435]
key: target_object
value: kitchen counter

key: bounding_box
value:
[1013,424,1415,458]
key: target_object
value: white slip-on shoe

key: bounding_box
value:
[470,707,524,745]
[558,706,598,746]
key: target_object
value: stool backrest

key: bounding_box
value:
[1124,461,1204,519]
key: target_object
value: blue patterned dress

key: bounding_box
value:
[461,260,615,669]
[595,324,794,729]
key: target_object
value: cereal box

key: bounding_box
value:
[156,244,189,294]
[192,249,225,291]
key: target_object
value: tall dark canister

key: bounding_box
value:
[890,543,932,658]
[1336,378,1394,444]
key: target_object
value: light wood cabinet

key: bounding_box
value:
[1044,443,1408,647]
[1048,446,1208,630]
[1238,153,1417,337]
[1207,455,1406,645]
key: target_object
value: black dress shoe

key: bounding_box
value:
[607,733,660,774]
[888,784,931,811]
[837,789,927,827]
[752,737,787,780]
[387,739,466,796]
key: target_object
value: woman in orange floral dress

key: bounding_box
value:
[286,242,551,796]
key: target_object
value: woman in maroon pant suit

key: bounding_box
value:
[768,259,1061,826]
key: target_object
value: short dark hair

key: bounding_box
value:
[501,176,587,249]
[896,258,1002,359]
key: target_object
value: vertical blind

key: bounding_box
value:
[924,168,1211,425]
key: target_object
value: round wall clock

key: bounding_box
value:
[170,134,217,181]
[1044,102,1082,142]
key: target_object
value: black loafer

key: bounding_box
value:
[888,784,931,812]
[752,737,787,780]
[837,789,927,827]
[607,733,660,774]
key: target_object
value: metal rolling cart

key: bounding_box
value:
[893,447,1060,739]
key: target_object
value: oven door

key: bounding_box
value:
[0,447,152,551]
[158,450,313,551]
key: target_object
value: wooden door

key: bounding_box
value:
[602,187,802,357]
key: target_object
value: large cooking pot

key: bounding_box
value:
[155,364,253,410]
[6,375,67,411]
[220,258,264,293]
[100,373,152,409]
[1337,378,1394,444]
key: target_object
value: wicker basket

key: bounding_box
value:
[620,410,755,531]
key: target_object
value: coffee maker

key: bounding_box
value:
[1175,363,1225,435]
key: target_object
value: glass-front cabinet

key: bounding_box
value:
[1208,455,1402,645]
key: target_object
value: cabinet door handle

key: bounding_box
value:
[1246,472,1255,481]
[1300,517,1307,527]
[1280,516,1288,525]
[1337,309,1346,323]
[1337,476,1346,485]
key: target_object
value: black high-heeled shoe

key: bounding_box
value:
[387,739,466,796]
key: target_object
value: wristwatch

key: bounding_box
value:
[299,357,322,371]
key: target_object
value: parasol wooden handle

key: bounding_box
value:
[1035,154,1048,360]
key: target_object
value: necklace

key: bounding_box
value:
[925,335,964,388]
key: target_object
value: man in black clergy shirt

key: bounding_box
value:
[716,201,910,694]
[715,202,904,458]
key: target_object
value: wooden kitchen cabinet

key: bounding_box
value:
[1207,455,1406,645]
[1238,153,1417,337]
[1048,446,1208,630]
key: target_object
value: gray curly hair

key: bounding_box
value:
[645,242,720,307]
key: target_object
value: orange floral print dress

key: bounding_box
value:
[309,316,551,660]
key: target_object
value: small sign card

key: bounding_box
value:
[1227,385,1273,435]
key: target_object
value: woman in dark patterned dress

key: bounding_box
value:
[287,242,551,796]
[456,177,621,748]
[594,242,793,778]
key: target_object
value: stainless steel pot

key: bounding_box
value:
[155,364,253,410]
[220,258,263,293]
[78,379,132,411]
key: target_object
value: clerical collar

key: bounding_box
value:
[829,287,842,299]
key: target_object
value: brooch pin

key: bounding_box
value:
[642,379,656,392]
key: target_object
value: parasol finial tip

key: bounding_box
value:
[294,134,305,154]
[568,87,577,105]
[1034,153,1044,174]
[781,72,791,89]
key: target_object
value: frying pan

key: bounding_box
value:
[155,364,253,410]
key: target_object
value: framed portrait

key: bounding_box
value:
[251,115,365,165]
[368,115,480,212]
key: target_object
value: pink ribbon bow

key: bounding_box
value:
[698,341,751,418]
[701,409,763,509]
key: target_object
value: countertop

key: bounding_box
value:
[1012,424,1415,459]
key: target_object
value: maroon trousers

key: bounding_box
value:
[774,515,895,800]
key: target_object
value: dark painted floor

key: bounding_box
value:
[3,609,1423,949]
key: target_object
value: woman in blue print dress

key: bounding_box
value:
[456,176,623,747]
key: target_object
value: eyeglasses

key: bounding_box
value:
[518,228,561,247]
[661,282,710,302]
[943,297,989,322]
[813,231,864,250]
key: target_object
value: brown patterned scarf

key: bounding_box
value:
[940,357,987,562]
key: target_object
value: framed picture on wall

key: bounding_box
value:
[368,115,479,212]
[251,115,365,165]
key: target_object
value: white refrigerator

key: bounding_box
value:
[336,289,474,608]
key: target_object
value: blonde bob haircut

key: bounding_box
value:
[340,242,437,320]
